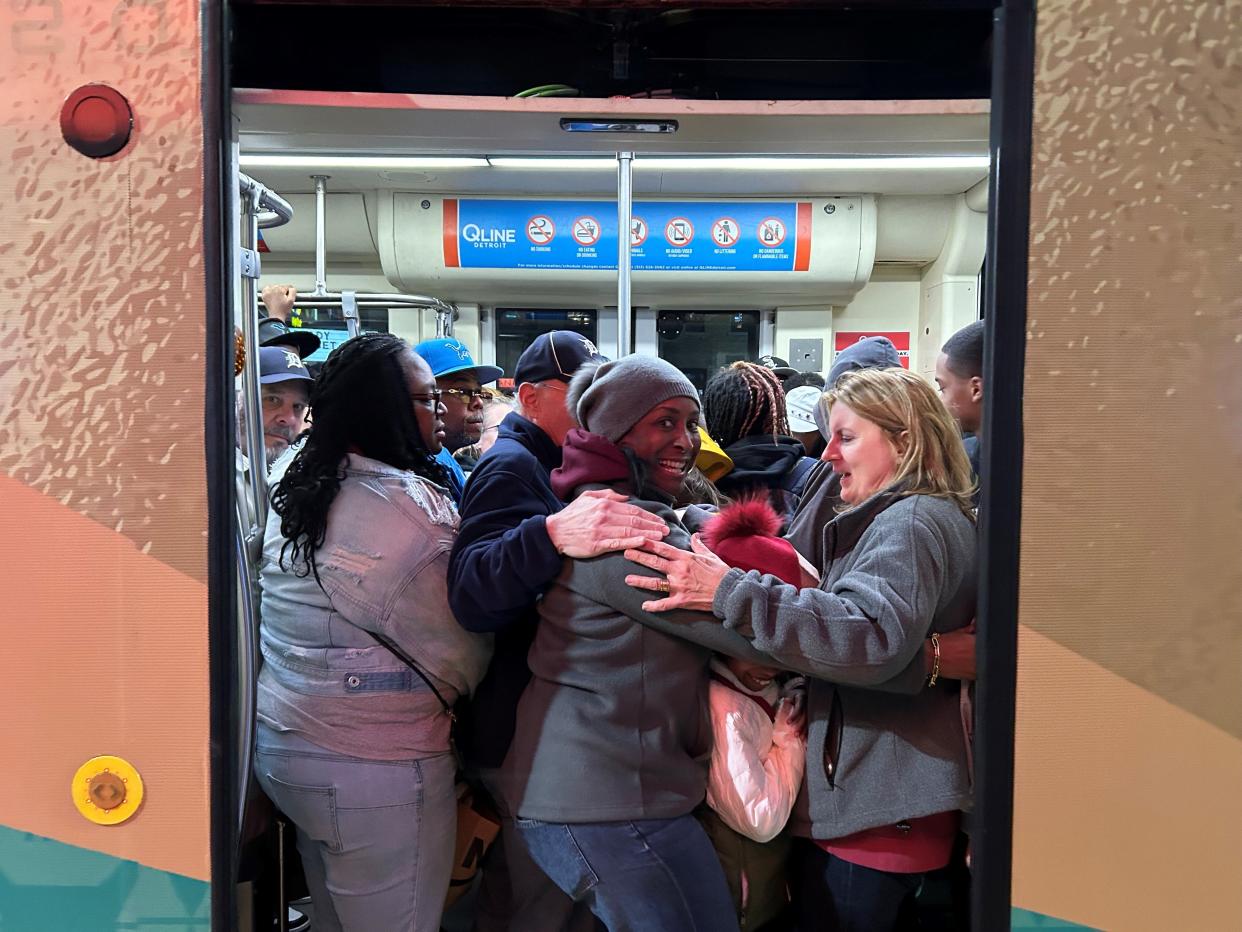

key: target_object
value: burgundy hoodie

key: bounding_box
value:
[550,428,633,499]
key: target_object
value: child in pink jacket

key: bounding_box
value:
[699,497,818,931]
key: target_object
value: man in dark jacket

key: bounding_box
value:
[448,331,669,932]
[935,320,985,483]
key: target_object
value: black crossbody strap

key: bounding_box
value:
[370,631,456,723]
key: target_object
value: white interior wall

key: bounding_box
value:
[831,274,924,372]
[775,306,833,370]
[916,194,987,379]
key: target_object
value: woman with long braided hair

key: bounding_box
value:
[702,361,821,521]
[255,333,492,932]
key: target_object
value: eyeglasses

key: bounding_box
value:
[410,389,443,408]
[441,388,489,403]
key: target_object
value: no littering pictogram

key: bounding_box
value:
[527,216,555,245]
[665,217,694,247]
[711,218,740,248]
[572,216,601,246]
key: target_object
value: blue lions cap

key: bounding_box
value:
[259,345,314,384]
[413,337,503,384]
[513,330,608,385]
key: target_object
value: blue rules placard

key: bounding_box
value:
[444,199,812,272]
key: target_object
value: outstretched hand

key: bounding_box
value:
[624,534,730,613]
[260,283,297,322]
[545,488,670,559]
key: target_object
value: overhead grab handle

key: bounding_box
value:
[238,172,293,229]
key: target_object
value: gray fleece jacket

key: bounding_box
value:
[503,484,930,824]
[503,486,783,822]
[715,488,976,839]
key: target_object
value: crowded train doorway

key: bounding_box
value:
[221,3,1019,931]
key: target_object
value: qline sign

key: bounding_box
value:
[445,199,812,272]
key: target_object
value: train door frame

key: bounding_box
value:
[206,2,238,929]
[208,4,1037,931]
[973,2,1034,929]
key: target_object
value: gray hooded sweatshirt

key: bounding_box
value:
[715,487,976,839]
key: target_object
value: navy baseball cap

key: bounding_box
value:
[513,331,608,385]
[258,317,321,359]
[756,354,797,379]
[259,346,314,385]
[413,337,503,384]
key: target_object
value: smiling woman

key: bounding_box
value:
[500,354,777,931]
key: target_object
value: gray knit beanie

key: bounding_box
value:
[567,355,699,443]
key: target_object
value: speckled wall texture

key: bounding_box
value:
[0,0,211,889]
[1014,0,1242,928]
[0,0,209,584]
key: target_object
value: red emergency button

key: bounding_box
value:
[60,84,133,158]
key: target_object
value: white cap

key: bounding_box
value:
[785,385,823,433]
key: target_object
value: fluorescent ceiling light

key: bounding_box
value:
[239,154,989,172]
[637,156,990,170]
[488,157,616,169]
[238,154,489,169]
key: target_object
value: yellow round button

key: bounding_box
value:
[72,756,144,825]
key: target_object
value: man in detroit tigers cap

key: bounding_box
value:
[513,330,606,385]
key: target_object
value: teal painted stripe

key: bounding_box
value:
[0,825,209,931]
[1013,905,1099,929]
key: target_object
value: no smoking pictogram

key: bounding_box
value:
[665,217,694,247]
[711,217,740,248]
[630,217,649,247]
[527,216,555,245]
[572,216,601,246]
[758,217,787,247]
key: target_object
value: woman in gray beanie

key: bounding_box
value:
[503,354,781,932]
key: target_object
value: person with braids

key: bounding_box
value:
[702,361,820,522]
[254,333,492,932]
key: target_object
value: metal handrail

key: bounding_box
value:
[239,172,293,229]
[234,501,258,833]
[285,291,457,314]
[239,190,270,537]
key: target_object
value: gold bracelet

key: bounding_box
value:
[927,632,941,687]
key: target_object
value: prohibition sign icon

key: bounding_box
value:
[630,217,649,247]
[711,217,740,248]
[665,217,694,247]
[526,215,555,245]
[757,217,787,247]
[572,216,601,246]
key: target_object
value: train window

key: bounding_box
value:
[292,306,391,363]
[495,309,598,380]
[655,311,760,391]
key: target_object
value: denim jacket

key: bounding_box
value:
[258,453,493,758]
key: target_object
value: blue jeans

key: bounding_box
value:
[254,723,456,932]
[791,840,921,932]
[471,768,602,932]
[516,814,740,932]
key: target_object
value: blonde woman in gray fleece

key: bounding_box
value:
[627,367,976,932]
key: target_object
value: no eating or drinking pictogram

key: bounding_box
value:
[572,217,601,246]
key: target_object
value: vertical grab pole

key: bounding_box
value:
[312,174,329,296]
[616,151,634,357]
[240,192,269,535]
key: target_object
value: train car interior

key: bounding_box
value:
[227,4,1001,929]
